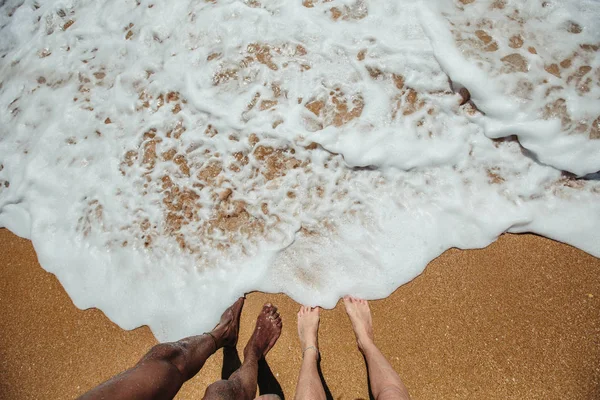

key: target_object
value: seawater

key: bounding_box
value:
[0,0,598,341]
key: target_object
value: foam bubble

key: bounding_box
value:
[0,0,598,341]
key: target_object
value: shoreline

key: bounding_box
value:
[1,228,599,399]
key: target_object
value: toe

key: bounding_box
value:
[266,306,276,315]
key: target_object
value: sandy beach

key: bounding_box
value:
[1,228,599,399]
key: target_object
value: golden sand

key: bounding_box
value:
[1,228,599,399]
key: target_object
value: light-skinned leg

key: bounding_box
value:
[343,296,411,400]
[294,306,326,400]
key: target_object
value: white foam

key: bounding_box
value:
[422,0,600,176]
[0,0,598,341]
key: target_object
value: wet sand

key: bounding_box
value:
[1,228,599,399]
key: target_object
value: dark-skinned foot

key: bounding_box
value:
[211,297,245,348]
[244,303,282,359]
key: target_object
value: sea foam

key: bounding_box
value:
[0,0,598,341]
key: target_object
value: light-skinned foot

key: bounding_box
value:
[297,306,320,359]
[211,297,245,348]
[244,303,282,360]
[343,295,374,353]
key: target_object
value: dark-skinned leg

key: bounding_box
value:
[203,303,282,400]
[78,298,245,400]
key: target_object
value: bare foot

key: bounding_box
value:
[343,296,374,352]
[244,303,282,359]
[211,297,245,347]
[297,306,320,358]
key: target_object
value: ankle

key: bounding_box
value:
[243,344,263,361]
[357,337,375,353]
[302,345,319,359]
[209,327,227,348]
[300,339,318,350]
[202,331,220,349]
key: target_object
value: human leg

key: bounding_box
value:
[294,306,326,400]
[78,297,245,400]
[203,303,282,400]
[343,296,411,400]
